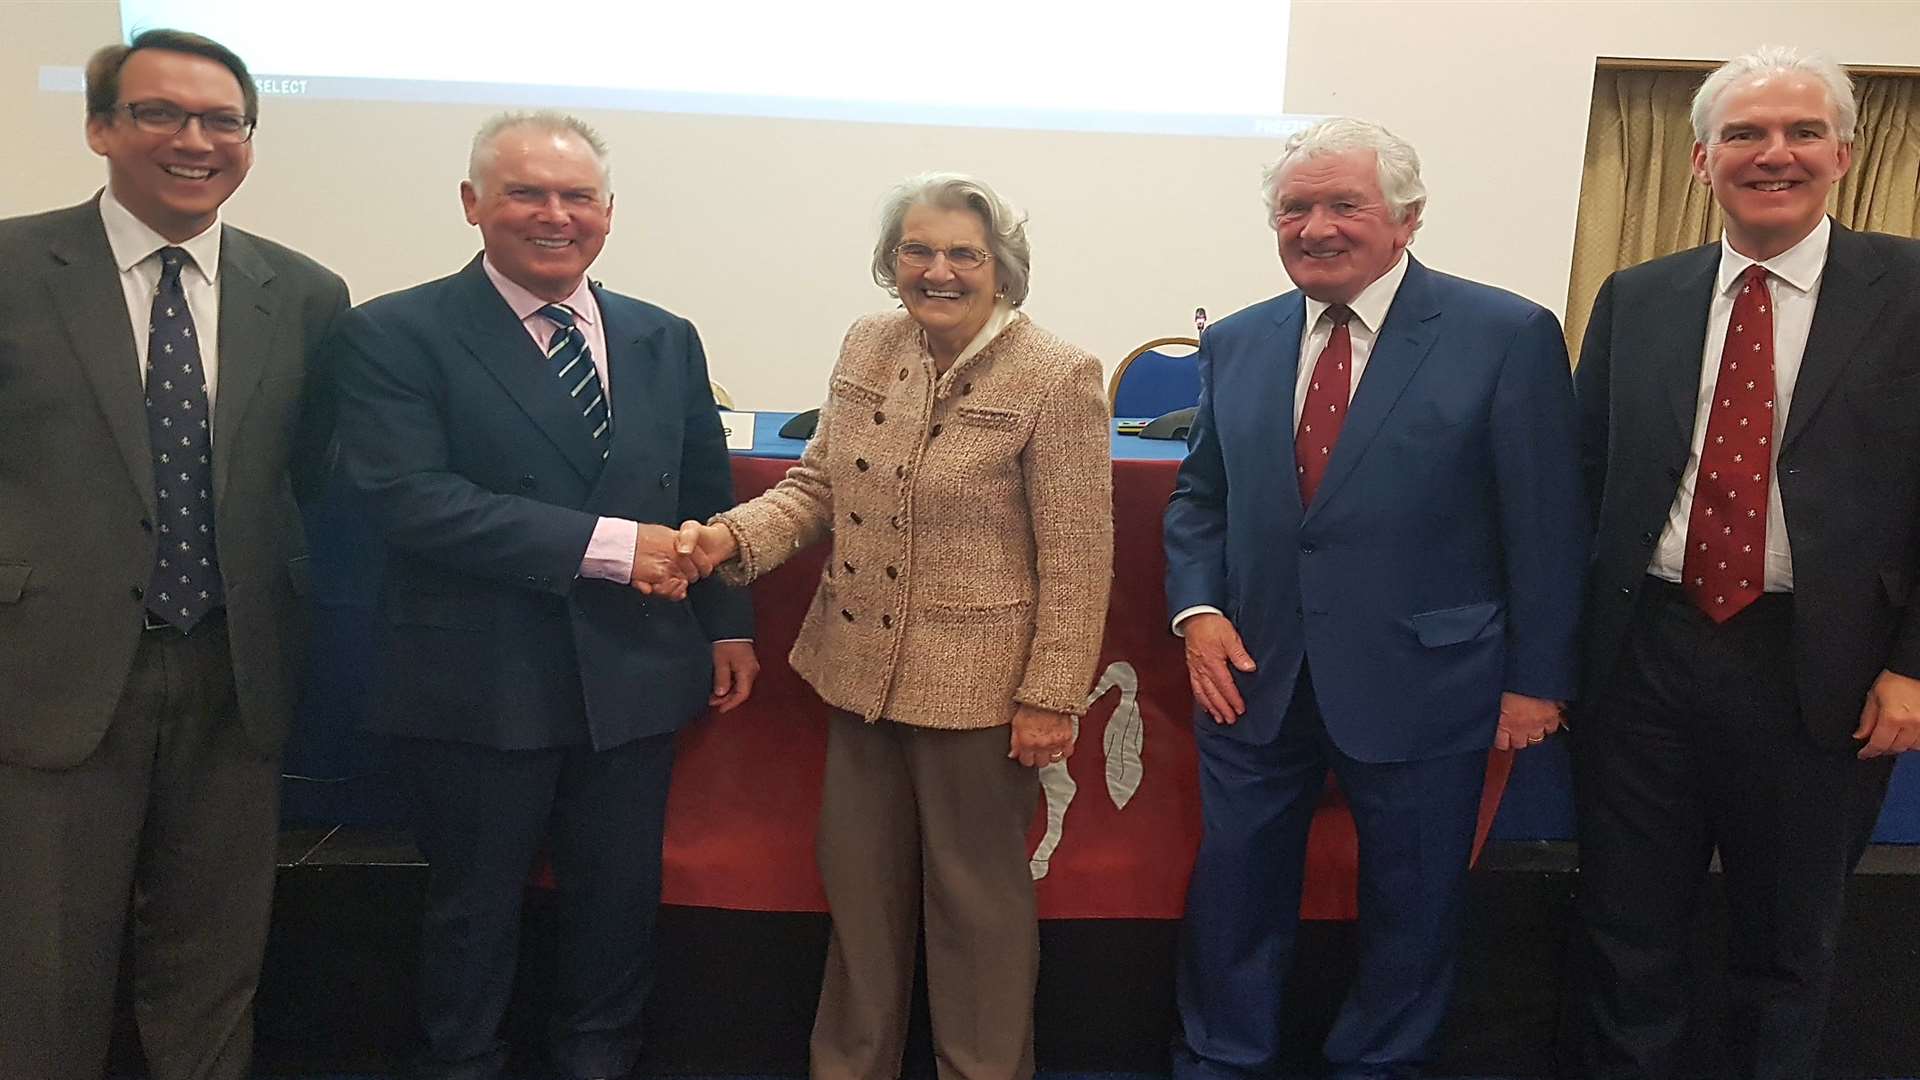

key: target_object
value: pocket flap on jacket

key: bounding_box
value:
[829,374,887,406]
[953,405,1024,431]
[1885,566,1914,608]
[1404,601,1502,647]
[0,563,30,604]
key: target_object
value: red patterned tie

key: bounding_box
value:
[1682,264,1775,622]
[1296,305,1353,506]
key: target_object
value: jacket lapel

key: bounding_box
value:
[597,289,657,489]
[1783,223,1884,454]
[449,258,602,482]
[1651,247,1719,454]
[1306,256,1440,516]
[44,203,155,516]
[211,228,278,504]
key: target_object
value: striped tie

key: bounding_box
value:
[539,303,610,459]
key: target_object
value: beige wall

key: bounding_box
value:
[6,1,1918,407]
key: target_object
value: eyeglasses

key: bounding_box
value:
[119,101,256,144]
[894,242,992,271]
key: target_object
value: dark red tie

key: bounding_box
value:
[1683,264,1775,622]
[1296,305,1353,506]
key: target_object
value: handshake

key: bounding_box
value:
[628,520,740,601]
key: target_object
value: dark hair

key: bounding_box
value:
[85,28,258,122]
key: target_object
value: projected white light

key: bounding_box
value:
[112,0,1295,136]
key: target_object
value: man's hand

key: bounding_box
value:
[1182,613,1255,725]
[631,523,696,600]
[1854,669,1920,759]
[710,641,760,713]
[1009,704,1075,767]
[1494,692,1565,751]
[675,520,739,578]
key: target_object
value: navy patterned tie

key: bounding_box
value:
[145,247,222,631]
[539,303,610,460]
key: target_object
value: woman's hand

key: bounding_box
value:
[675,520,740,577]
[1009,705,1075,768]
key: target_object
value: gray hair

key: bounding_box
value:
[467,110,613,196]
[1691,45,1857,144]
[1260,117,1427,231]
[871,172,1032,307]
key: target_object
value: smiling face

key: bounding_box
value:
[460,126,613,301]
[84,48,253,242]
[894,202,1000,362]
[1693,72,1852,262]
[1272,149,1415,306]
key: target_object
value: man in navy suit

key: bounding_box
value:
[1162,118,1586,1079]
[333,112,757,1080]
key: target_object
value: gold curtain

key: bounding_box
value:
[1565,66,1920,364]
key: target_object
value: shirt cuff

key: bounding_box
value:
[1170,605,1224,636]
[580,517,639,583]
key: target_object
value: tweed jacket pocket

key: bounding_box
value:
[923,598,1034,624]
[952,405,1024,432]
[829,374,888,406]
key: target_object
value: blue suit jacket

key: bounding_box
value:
[1163,257,1586,762]
[333,255,752,751]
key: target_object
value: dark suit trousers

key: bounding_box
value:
[399,731,676,1080]
[1574,579,1893,1080]
[1174,669,1487,1080]
[0,617,280,1080]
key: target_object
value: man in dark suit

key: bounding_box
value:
[1574,46,1920,1080]
[0,30,349,1080]
[332,111,757,1080]
[1162,118,1586,1079]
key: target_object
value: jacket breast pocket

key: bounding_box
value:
[830,374,888,408]
[952,405,1025,432]
[1403,600,1504,647]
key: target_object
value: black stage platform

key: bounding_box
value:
[100,832,1920,1079]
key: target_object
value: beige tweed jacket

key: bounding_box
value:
[717,310,1114,729]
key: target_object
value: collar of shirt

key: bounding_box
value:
[1303,250,1410,335]
[98,185,222,285]
[1716,215,1829,299]
[946,301,1022,370]
[482,256,598,332]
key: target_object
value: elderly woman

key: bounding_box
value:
[680,173,1113,1078]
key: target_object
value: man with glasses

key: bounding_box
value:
[0,28,348,1080]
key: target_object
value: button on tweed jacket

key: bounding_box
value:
[719,310,1114,729]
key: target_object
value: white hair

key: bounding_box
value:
[1691,45,1857,144]
[1261,117,1427,230]
[467,110,613,195]
[871,172,1033,307]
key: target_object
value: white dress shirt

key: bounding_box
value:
[1173,255,1411,634]
[99,186,224,415]
[1648,217,1830,592]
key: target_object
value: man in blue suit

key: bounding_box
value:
[1162,118,1586,1079]
[333,112,757,1080]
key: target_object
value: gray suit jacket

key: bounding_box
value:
[0,197,349,769]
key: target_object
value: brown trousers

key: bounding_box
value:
[810,711,1042,1080]
[0,619,280,1080]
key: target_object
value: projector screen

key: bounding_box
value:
[118,0,1295,137]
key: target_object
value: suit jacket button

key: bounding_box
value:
[874,411,886,425]
[849,511,863,526]
[1640,531,1656,545]
[131,585,144,601]
[929,423,943,438]
[1619,586,1632,596]
[882,614,893,628]
[896,465,906,479]
[842,609,856,622]
[886,566,898,579]
[660,472,674,488]
[898,368,909,381]
[843,560,857,574]
[518,475,538,492]
[961,383,973,395]
[855,458,869,471]
[1299,542,1315,554]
